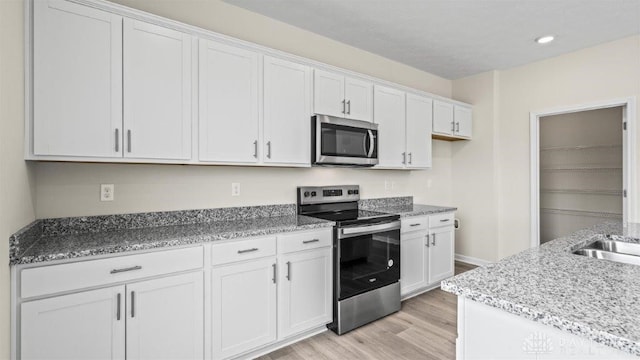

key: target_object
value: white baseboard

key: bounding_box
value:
[455,253,492,267]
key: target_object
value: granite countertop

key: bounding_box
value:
[441,222,640,356]
[372,204,457,218]
[10,205,334,266]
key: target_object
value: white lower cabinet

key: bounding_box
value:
[126,272,204,360]
[212,257,278,360]
[210,229,332,359]
[21,286,126,360]
[400,213,455,298]
[278,247,332,339]
[20,271,204,360]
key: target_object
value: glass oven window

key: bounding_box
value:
[321,123,376,158]
[339,228,400,300]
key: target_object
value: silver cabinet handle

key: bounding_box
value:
[409,152,413,164]
[410,223,421,227]
[286,261,291,281]
[115,129,119,152]
[110,265,142,274]
[303,239,319,244]
[127,130,132,153]
[432,233,436,246]
[440,219,451,222]
[456,122,460,132]
[272,263,276,284]
[402,152,406,164]
[116,293,121,320]
[238,248,258,254]
[266,141,271,159]
[426,234,430,247]
[253,140,258,158]
[451,121,455,132]
[342,99,346,114]
[347,100,351,114]
[130,291,135,318]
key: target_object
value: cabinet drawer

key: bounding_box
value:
[401,216,429,233]
[277,229,333,254]
[212,236,276,266]
[21,246,204,299]
[429,212,455,228]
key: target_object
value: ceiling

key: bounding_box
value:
[224,0,640,79]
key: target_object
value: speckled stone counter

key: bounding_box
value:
[360,197,456,217]
[10,205,333,265]
[442,222,640,356]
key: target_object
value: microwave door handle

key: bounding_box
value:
[367,130,375,158]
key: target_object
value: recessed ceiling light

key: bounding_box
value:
[535,35,555,44]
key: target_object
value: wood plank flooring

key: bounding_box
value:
[258,262,477,360]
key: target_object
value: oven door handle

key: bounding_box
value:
[339,221,400,238]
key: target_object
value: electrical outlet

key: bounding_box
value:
[384,180,390,191]
[391,181,397,190]
[231,183,241,196]
[100,184,114,201]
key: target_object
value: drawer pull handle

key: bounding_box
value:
[440,219,450,222]
[238,248,259,254]
[303,239,319,244]
[110,266,142,274]
[410,223,421,227]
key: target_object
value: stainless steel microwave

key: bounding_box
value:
[312,115,378,167]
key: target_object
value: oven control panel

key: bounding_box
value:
[297,185,360,205]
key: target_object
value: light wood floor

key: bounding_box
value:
[258,262,477,360]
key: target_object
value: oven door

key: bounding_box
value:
[314,115,378,166]
[337,220,400,300]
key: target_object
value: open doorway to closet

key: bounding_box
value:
[539,107,622,243]
[530,98,637,247]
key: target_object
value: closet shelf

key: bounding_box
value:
[540,144,622,151]
[540,208,622,219]
[540,189,623,196]
[541,165,622,172]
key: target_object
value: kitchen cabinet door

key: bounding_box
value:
[374,85,406,168]
[313,69,345,118]
[212,257,277,360]
[33,0,122,158]
[405,94,433,169]
[344,77,373,122]
[126,272,204,360]
[278,248,332,339]
[21,286,125,360]
[428,226,455,284]
[263,56,311,166]
[199,40,259,163]
[455,105,473,138]
[432,100,455,136]
[400,231,429,297]
[123,19,192,160]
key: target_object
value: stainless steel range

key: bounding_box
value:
[297,185,401,335]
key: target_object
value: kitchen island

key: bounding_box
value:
[442,222,640,359]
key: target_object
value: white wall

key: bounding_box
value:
[452,35,640,261]
[0,1,37,358]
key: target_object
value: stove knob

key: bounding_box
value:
[347,190,354,195]
[304,191,310,197]
[311,191,317,197]
[354,189,359,195]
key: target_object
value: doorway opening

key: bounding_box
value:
[530,98,637,247]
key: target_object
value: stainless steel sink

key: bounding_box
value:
[574,239,640,266]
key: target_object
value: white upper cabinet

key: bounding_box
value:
[123,19,193,160]
[199,40,259,163]
[433,100,473,140]
[314,70,373,122]
[374,85,406,168]
[263,56,311,166]
[33,0,122,157]
[405,94,433,169]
